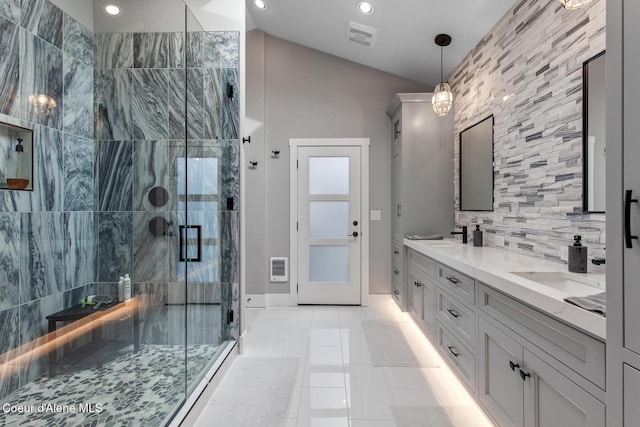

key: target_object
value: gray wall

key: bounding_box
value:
[245,30,430,296]
[450,0,606,267]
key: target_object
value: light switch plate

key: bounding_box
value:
[370,210,381,221]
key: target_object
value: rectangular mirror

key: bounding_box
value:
[460,115,494,211]
[583,51,606,213]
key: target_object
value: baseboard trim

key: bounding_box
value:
[244,294,266,307]
[266,293,291,306]
[244,293,291,307]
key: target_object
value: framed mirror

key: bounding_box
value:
[582,51,606,213]
[460,115,494,211]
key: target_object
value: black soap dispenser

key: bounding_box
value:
[473,225,483,247]
[568,235,587,273]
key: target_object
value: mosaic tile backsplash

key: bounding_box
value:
[450,0,606,266]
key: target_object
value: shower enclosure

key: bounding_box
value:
[0,0,239,425]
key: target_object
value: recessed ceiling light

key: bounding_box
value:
[357,1,373,15]
[104,4,121,16]
[254,0,268,10]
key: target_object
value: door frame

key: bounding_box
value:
[289,138,370,306]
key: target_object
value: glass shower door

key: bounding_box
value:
[181,5,239,396]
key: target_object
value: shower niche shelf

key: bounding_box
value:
[0,121,33,191]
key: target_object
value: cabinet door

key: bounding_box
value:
[391,141,402,241]
[408,269,423,320]
[623,0,640,357]
[478,317,524,427]
[422,278,436,335]
[523,349,605,427]
[624,364,640,426]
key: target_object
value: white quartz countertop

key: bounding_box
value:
[403,238,606,341]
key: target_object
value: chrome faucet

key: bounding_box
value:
[451,226,468,244]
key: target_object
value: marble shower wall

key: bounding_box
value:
[94,30,240,339]
[0,0,96,399]
[449,0,606,265]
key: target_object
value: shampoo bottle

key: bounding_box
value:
[473,225,483,247]
[123,274,132,300]
[568,235,587,273]
[118,276,124,301]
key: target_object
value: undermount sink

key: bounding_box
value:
[427,242,453,247]
[510,271,605,296]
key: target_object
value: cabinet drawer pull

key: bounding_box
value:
[393,249,400,255]
[519,370,531,381]
[509,361,520,371]
[416,282,422,287]
[393,290,400,295]
[446,345,460,357]
[446,276,459,284]
[394,270,400,275]
[446,308,460,318]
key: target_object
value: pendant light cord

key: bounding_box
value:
[440,46,443,82]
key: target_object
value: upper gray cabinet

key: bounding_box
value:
[582,51,606,213]
[459,115,494,211]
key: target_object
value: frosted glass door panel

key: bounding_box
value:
[310,201,349,238]
[309,157,349,194]
[309,246,349,282]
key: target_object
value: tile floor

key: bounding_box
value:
[193,295,494,426]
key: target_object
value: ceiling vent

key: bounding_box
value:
[346,21,378,47]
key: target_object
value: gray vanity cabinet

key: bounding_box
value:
[387,93,454,311]
[479,316,605,427]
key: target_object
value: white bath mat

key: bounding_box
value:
[196,357,298,427]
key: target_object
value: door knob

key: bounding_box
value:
[348,231,359,237]
[353,220,358,226]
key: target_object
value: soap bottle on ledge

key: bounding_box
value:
[568,235,587,273]
[473,225,483,247]
[123,274,132,301]
[118,276,124,301]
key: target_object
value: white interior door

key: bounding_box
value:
[296,145,361,304]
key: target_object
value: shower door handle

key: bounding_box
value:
[179,225,203,262]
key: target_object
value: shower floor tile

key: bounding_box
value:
[0,344,223,427]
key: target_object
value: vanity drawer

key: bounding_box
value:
[436,263,475,304]
[437,288,476,349]
[478,283,605,390]
[408,249,435,279]
[436,321,476,393]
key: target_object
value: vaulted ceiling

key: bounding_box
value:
[246,0,518,85]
